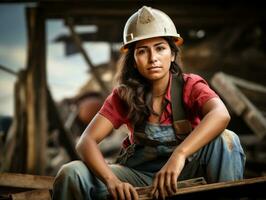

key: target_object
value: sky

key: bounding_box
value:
[0,3,110,116]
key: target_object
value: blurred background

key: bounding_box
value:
[0,0,265,179]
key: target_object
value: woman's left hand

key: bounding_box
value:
[151,152,186,199]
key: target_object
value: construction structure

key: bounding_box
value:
[0,0,266,199]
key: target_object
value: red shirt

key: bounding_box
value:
[99,73,218,144]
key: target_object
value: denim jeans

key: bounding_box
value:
[52,124,245,200]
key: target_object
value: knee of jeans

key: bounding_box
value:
[56,160,88,181]
[220,129,244,154]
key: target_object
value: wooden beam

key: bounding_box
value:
[138,176,266,200]
[25,6,47,175]
[66,18,110,96]
[211,72,246,115]
[47,89,79,160]
[0,64,18,76]
[211,72,266,139]
[137,177,206,199]
[231,74,266,94]
[0,173,53,190]
[106,177,207,200]
[10,189,51,200]
[0,71,27,173]
[39,1,265,18]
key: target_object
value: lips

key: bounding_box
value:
[147,66,162,70]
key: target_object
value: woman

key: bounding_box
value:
[53,6,245,200]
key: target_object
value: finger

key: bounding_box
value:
[124,185,132,200]
[158,174,165,200]
[129,186,138,200]
[165,172,172,196]
[116,186,125,200]
[171,173,178,193]
[151,174,159,196]
[109,188,117,200]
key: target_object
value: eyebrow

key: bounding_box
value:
[135,42,167,49]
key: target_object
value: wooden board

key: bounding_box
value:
[0,173,54,190]
[211,72,266,139]
[138,176,266,200]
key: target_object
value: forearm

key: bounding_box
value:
[75,114,138,199]
[76,136,118,184]
[172,106,230,159]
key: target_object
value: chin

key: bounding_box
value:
[145,75,164,81]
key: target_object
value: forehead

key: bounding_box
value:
[135,37,168,48]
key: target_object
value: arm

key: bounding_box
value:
[151,97,230,198]
[173,97,230,159]
[76,113,138,200]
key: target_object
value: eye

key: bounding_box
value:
[136,49,146,55]
[156,45,166,51]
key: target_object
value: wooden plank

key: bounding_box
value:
[137,177,206,199]
[10,189,51,200]
[106,177,207,200]
[211,72,246,115]
[211,72,266,139]
[244,110,266,138]
[0,173,54,190]
[231,74,266,94]
[138,176,266,200]
[228,74,266,114]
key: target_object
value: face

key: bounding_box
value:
[134,37,174,81]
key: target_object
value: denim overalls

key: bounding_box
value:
[116,122,182,172]
[52,122,245,200]
[52,74,246,200]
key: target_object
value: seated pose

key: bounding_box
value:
[53,6,245,200]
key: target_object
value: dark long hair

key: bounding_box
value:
[115,37,183,126]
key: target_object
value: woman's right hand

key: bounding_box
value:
[105,177,138,200]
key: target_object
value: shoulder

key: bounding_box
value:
[182,73,212,91]
[182,73,216,92]
[104,87,125,107]
[99,87,128,129]
[182,73,218,108]
[183,73,208,84]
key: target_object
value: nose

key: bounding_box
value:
[149,48,158,63]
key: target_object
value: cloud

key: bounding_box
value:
[47,43,90,101]
[0,44,26,71]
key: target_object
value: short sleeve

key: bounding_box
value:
[98,89,128,129]
[184,74,218,116]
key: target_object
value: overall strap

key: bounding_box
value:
[133,73,192,146]
[171,73,192,135]
[171,73,186,121]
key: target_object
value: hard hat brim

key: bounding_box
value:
[120,36,183,53]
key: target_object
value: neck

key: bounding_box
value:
[152,72,170,97]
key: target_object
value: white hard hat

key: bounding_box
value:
[121,6,183,51]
